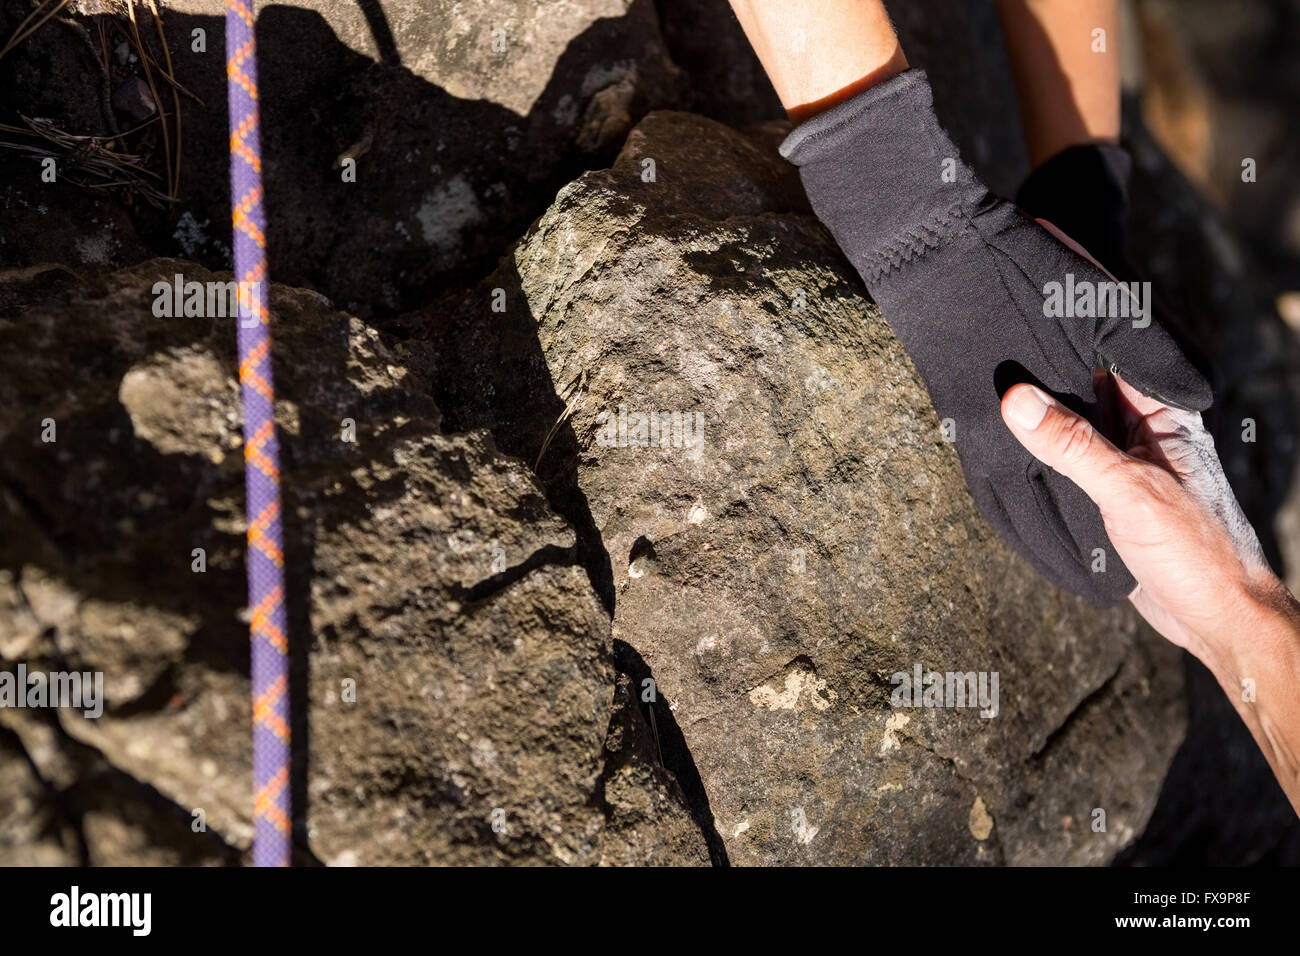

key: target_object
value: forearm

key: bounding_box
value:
[995,0,1120,167]
[728,0,908,122]
[1197,577,1300,815]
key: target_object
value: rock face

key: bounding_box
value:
[409,110,1187,865]
[0,112,1187,865]
[5,0,1292,867]
[0,261,708,866]
[135,0,686,316]
[3,0,688,311]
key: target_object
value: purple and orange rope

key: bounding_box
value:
[226,0,291,867]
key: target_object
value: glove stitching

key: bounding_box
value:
[862,202,973,285]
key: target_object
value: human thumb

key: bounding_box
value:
[1000,384,1131,511]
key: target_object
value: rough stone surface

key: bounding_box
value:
[4,0,1298,868]
[0,260,708,866]
[409,110,1187,865]
[0,3,154,273]
[134,0,686,315]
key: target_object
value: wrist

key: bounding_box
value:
[1199,570,1300,689]
[785,46,909,124]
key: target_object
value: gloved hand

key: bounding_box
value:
[1016,141,1133,282]
[779,69,1212,605]
[1016,140,1214,383]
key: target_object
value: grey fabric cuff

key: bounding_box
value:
[779,69,988,285]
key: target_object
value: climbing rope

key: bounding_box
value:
[226,0,291,867]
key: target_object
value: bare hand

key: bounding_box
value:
[1000,374,1274,661]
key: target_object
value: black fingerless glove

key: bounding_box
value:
[780,69,1212,605]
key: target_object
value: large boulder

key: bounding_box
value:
[0,261,709,865]
[408,110,1187,865]
[6,0,1293,868]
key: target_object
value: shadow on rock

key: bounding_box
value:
[128,1,687,317]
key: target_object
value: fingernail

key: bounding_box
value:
[1006,385,1050,430]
